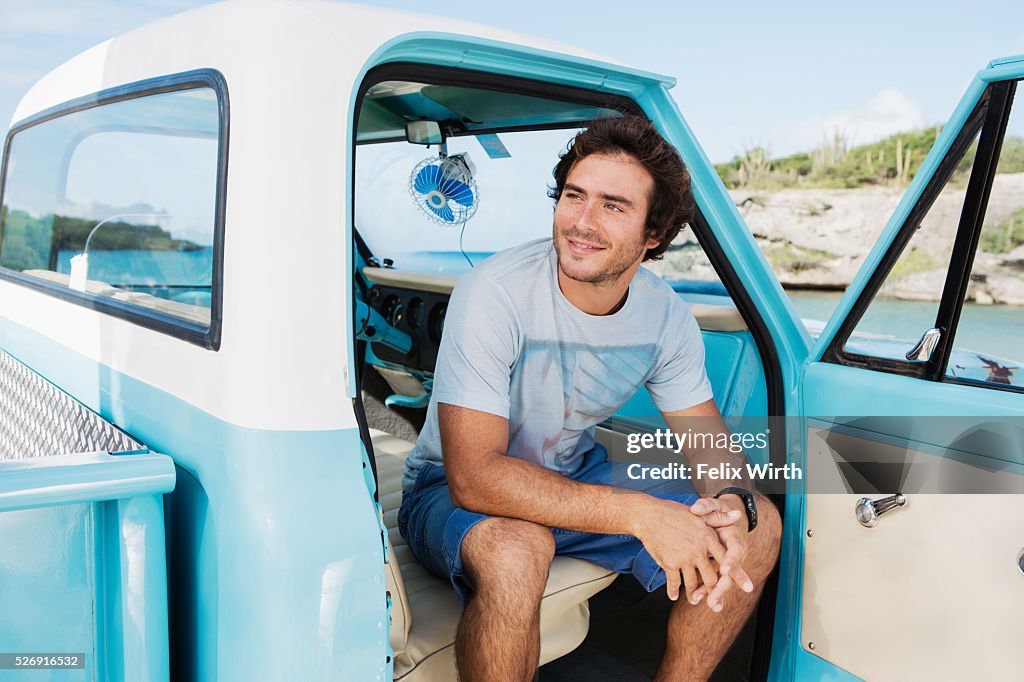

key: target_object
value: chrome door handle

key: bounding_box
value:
[855,493,907,527]
[906,328,941,361]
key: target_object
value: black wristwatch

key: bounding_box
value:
[714,487,758,533]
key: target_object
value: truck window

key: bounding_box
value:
[0,82,223,337]
[829,80,1024,389]
[945,83,1024,387]
[843,125,980,360]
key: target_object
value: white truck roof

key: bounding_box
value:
[13,0,666,126]
[3,0,674,432]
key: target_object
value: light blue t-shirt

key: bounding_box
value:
[401,238,713,493]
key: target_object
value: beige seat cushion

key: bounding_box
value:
[371,430,618,681]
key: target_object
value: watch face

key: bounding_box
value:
[717,487,757,532]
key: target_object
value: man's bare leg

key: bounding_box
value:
[655,500,783,682]
[455,517,555,682]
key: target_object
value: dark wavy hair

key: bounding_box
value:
[548,115,694,261]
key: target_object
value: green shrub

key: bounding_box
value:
[763,243,834,272]
[713,126,1021,191]
[890,246,938,278]
[980,207,1024,254]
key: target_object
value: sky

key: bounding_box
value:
[1,0,1023,163]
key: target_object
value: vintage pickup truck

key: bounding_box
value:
[1,1,1022,681]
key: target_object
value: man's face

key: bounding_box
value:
[552,152,660,286]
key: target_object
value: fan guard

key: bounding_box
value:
[408,155,479,225]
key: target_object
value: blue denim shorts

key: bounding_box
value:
[397,444,699,606]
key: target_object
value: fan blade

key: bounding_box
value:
[428,202,455,223]
[440,178,475,206]
[414,164,442,194]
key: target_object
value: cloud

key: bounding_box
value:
[1010,31,1024,57]
[0,1,213,129]
[777,88,927,154]
[0,69,39,87]
[0,1,208,37]
[1,3,131,36]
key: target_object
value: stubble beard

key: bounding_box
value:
[554,227,647,286]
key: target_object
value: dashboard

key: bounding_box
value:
[366,284,448,370]
[363,267,456,371]
[361,265,751,375]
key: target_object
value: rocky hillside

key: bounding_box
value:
[646,173,1024,305]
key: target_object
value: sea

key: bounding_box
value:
[54,248,1021,364]
[788,289,1023,364]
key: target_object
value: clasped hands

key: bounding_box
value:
[633,494,755,613]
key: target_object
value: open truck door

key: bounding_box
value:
[790,58,1024,681]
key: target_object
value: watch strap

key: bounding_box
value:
[714,486,758,533]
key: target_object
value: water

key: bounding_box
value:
[49,246,1020,364]
[787,289,1024,364]
[56,248,213,287]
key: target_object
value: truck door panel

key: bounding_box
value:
[796,72,1024,681]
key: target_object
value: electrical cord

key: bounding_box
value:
[459,218,474,268]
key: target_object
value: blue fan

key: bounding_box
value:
[409,154,479,225]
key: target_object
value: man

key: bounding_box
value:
[398,115,781,682]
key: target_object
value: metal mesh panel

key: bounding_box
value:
[0,349,143,460]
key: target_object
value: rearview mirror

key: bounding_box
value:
[406,120,444,146]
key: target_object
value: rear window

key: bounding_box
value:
[0,74,225,346]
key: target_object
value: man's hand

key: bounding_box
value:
[660,401,760,612]
[689,495,756,612]
[630,496,732,605]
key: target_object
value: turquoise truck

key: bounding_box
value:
[1,2,1022,680]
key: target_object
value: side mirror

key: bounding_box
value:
[406,120,444,146]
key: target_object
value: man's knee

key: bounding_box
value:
[461,517,555,596]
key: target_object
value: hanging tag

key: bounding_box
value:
[476,133,511,159]
[69,253,89,292]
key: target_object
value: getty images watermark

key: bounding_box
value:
[623,428,802,483]
[606,416,1024,495]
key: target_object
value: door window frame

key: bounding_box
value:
[822,79,1023,395]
